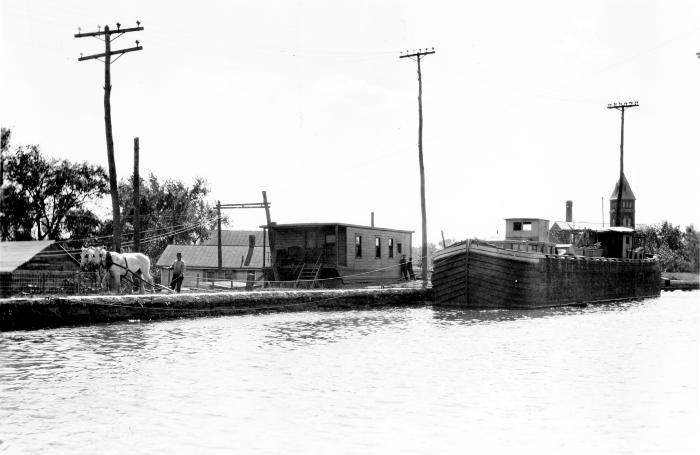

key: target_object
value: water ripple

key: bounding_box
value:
[0,293,697,454]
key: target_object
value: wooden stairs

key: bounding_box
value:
[295,256,323,288]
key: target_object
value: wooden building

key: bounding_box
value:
[0,240,82,297]
[504,218,550,242]
[157,230,269,289]
[269,223,413,287]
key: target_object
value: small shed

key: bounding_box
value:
[505,218,550,242]
[0,240,82,297]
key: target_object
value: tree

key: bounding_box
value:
[114,174,223,260]
[637,221,698,273]
[682,225,700,273]
[0,142,108,241]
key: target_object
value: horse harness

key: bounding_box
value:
[105,251,141,275]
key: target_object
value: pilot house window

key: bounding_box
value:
[355,234,362,258]
[375,237,381,258]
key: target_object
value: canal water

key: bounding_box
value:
[1,292,698,454]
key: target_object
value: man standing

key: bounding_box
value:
[399,254,409,281]
[407,257,416,280]
[170,252,186,293]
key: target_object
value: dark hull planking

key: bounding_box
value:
[432,241,661,309]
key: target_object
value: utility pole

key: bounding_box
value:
[262,191,280,283]
[75,22,144,251]
[400,47,435,286]
[133,137,140,252]
[217,201,222,271]
[607,101,638,227]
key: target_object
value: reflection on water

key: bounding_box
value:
[261,312,410,347]
[0,293,697,454]
[432,298,653,326]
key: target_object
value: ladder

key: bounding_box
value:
[294,255,323,288]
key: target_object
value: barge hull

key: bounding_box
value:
[432,241,661,309]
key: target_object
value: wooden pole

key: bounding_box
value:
[76,23,144,251]
[417,55,428,286]
[262,227,267,286]
[217,200,222,271]
[262,191,280,282]
[607,101,637,227]
[103,26,121,251]
[400,49,434,287]
[615,108,624,227]
[441,230,446,249]
[133,137,140,252]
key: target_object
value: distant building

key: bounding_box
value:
[609,173,636,228]
[0,240,82,297]
[269,222,413,287]
[504,218,550,243]
[156,230,269,289]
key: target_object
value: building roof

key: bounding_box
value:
[550,222,634,234]
[551,221,605,231]
[505,218,549,222]
[0,240,56,273]
[266,222,414,234]
[201,230,268,246]
[156,244,269,269]
[609,173,636,200]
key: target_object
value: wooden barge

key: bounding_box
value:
[432,239,661,309]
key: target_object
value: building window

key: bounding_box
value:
[388,238,394,258]
[375,237,381,258]
[523,222,532,232]
[397,242,402,254]
[355,234,362,258]
[513,222,522,231]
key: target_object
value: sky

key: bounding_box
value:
[2,0,699,244]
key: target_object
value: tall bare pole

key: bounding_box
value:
[217,201,222,271]
[400,48,435,286]
[133,137,140,252]
[262,191,280,283]
[607,101,638,227]
[75,22,144,251]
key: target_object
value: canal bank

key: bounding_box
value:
[0,287,431,331]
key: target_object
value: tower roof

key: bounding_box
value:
[609,173,636,200]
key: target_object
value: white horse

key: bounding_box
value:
[99,248,154,294]
[80,246,112,290]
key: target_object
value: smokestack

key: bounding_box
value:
[566,200,573,223]
[371,212,374,227]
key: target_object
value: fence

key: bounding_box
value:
[1,270,105,297]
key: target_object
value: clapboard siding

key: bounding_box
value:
[432,240,661,308]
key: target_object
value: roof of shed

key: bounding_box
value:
[550,222,634,233]
[201,230,268,246]
[267,223,414,234]
[0,240,56,273]
[156,244,268,269]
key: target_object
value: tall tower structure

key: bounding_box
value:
[609,174,636,228]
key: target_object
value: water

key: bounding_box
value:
[1,292,698,454]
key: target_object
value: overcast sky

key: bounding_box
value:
[2,0,699,243]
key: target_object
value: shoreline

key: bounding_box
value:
[0,287,431,332]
